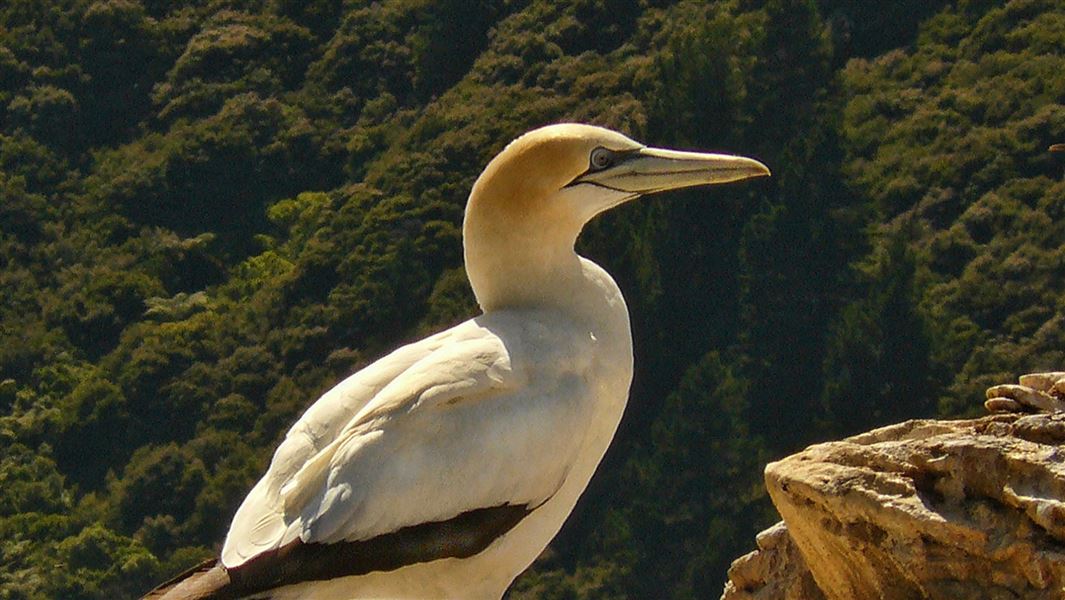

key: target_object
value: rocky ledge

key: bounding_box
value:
[722,413,1065,600]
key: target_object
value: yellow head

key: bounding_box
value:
[463,123,770,311]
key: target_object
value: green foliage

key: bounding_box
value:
[53,376,131,486]
[0,441,70,517]
[819,234,939,435]
[48,523,160,600]
[7,85,80,150]
[1,0,1061,597]
[155,10,316,122]
[838,0,1065,416]
[618,353,774,598]
[111,444,206,533]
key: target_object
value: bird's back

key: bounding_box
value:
[162,303,628,599]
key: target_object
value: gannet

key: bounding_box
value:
[145,123,769,599]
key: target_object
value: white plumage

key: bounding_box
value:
[146,123,769,600]
[225,305,619,555]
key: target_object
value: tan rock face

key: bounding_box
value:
[720,521,825,600]
[736,414,1065,600]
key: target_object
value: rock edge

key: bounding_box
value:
[722,414,1065,600]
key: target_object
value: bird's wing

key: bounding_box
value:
[220,324,459,567]
[222,314,593,574]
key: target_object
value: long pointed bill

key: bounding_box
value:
[577,146,771,194]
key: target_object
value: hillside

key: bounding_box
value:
[0,0,1061,597]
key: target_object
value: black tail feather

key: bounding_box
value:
[141,558,244,600]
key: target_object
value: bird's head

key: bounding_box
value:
[464,123,770,311]
[467,124,769,235]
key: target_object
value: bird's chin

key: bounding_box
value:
[556,184,638,224]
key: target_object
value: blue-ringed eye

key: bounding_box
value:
[589,147,614,171]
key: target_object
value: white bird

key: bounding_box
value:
[145,123,769,599]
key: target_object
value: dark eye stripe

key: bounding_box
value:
[563,148,640,188]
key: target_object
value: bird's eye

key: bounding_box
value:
[589,147,614,171]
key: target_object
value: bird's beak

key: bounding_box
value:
[575,146,771,194]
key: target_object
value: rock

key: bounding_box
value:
[731,414,1065,600]
[720,521,825,600]
[985,371,1065,414]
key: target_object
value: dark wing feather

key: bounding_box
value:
[143,503,533,599]
[141,558,241,600]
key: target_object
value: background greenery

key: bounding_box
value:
[0,0,1062,597]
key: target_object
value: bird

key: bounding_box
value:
[144,123,770,599]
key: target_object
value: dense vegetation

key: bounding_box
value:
[0,0,1061,597]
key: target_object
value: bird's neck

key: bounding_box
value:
[466,239,578,312]
[464,220,618,323]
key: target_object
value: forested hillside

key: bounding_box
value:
[0,0,1061,597]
